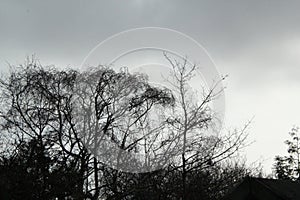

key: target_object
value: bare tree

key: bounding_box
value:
[0,58,174,199]
[161,53,249,199]
[72,66,174,197]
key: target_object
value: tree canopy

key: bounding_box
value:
[0,57,253,200]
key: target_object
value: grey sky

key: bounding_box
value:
[1,0,300,173]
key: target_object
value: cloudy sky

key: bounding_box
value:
[1,0,300,173]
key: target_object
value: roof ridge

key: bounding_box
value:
[253,178,288,200]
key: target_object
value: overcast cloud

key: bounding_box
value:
[1,0,300,173]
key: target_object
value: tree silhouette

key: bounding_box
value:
[0,56,253,200]
[0,58,174,199]
[274,127,300,180]
[162,54,249,199]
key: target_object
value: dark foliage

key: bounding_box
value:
[0,58,254,200]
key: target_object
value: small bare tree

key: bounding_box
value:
[161,53,249,199]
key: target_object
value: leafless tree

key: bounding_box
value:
[161,53,249,199]
[0,58,174,199]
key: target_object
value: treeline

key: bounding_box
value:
[0,57,259,200]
